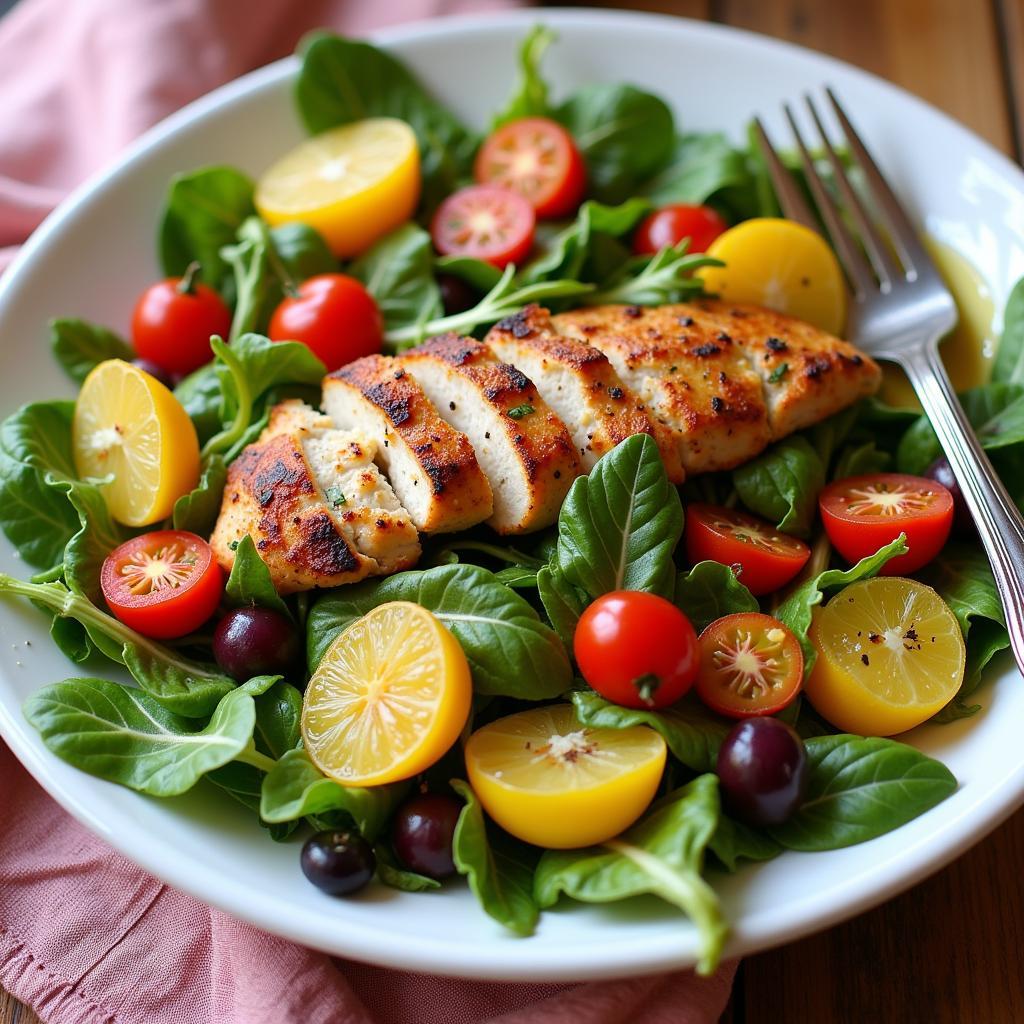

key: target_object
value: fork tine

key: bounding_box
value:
[751,118,819,232]
[825,87,935,280]
[782,104,873,300]
[804,95,903,290]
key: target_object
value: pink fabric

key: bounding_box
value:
[0,1,737,1021]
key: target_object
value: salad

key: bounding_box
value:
[1,26,1021,975]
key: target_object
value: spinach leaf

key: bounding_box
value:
[224,535,291,618]
[253,678,302,757]
[572,690,727,773]
[174,364,226,445]
[534,775,727,975]
[295,32,477,212]
[769,734,957,851]
[993,275,1024,384]
[435,255,503,293]
[1,399,77,479]
[642,132,752,208]
[492,24,555,127]
[62,482,132,605]
[451,780,539,936]
[675,561,758,634]
[775,535,908,671]
[733,436,825,537]
[555,84,674,204]
[173,455,227,535]
[536,563,588,648]
[158,166,256,287]
[376,843,441,892]
[50,318,132,385]
[0,574,235,716]
[708,814,782,872]
[833,441,890,479]
[0,457,79,570]
[270,222,337,282]
[307,563,571,700]
[493,566,538,589]
[349,223,442,333]
[555,434,682,601]
[260,748,406,841]
[23,679,262,796]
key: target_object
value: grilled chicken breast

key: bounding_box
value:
[553,302,880,473]
[397,334,581,533]
[323,354,493,533]
[484,305,679,478]
[209,400,420,593]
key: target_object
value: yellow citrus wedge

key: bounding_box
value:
[699,217,848,335]
[72,359,199,527]
[465,704,666,849]
[255,117,421,258]
[302,601,471,787]
[807,577,965,736]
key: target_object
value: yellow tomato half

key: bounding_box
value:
[465,704,666,849]
[256,117,420,258]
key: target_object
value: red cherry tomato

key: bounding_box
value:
[431,185,536,269]
[696,613,804,719]
[685,504,811,597]
[131,265,231,376]
[633,204,728,255]
[474,117,586,219]
[574,591,699,709]
[818,473,954,575]
[268,273,383,373]
[100,530,223,640]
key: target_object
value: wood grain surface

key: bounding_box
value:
[3,1,1023,1022]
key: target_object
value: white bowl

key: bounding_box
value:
[1,8,1022,982]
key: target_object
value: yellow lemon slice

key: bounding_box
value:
[256,117,421,258]
[302,601,471,787]
[700,217,848,335]
[807,577,965,736]
[72,359,199,527]
[465,704,666,849]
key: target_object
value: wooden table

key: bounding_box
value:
[3,1,1024,1021]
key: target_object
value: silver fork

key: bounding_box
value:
[754,89,1024,678]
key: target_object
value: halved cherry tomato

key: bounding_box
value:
[685,504,811,596]
[818,473,954,575]
[697,613,804,718]
[268,273,382,373]
[474,117,586,219]
[633,204,728,256]
[100,530,223,639]
[574,591,699,709]
[131,263,231,377]
[430,185,535,269]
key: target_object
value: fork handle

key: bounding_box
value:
[903,341,1024,675]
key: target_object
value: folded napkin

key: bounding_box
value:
[0,1,737,1021]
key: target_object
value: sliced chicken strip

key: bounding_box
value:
[397,334,581,533]
[209,400,420,593]
[484,305,681,479]
[323,354,493,533]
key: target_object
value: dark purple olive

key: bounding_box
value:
[716,718,808,826]
[212,606,301,682]
[437,273,479,315]
[131,357,175,389]
[301,830,375,896]
[925,456,973,536]
[391,793,461,879]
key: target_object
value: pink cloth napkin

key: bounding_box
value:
[0,1,738,1021]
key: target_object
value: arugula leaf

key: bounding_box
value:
[451,780,539,936]
[50,319,132,385]
[24,680,263,796]
[349,223,442,333]
[492,24,555,127]
[675,561,758,634]
[295,32,477,212]
[642,132,752,208]
[993,274,1024,384]
[173,455,227,535]
[733,436,825,537]
[556,84,675,204]
[536,563,588,648]
[307,563,571,700]
[260,748,406,841]
[582,241,717,307]
[376,843,441,892]
[158,166,256,287]
[775,535,909,672]
[435,254,502,293]
[555,434,682,601]
[708,814,782,871]
[224,535,291,618]
[572,690,727,773]
[769,734,957,851]
[534,776,727,975]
